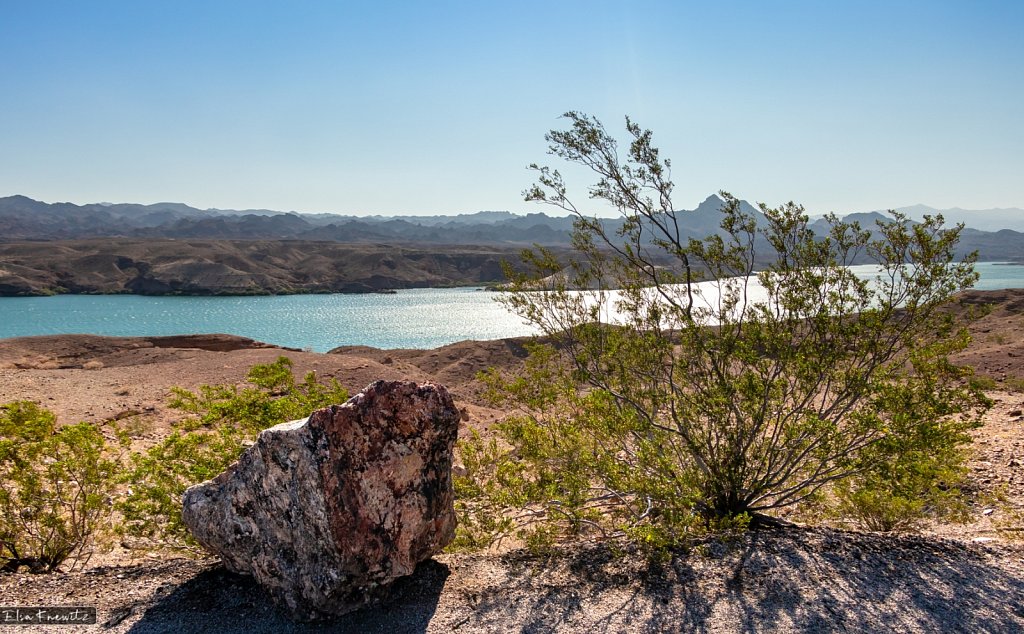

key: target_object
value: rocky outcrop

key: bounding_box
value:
[181,381,460,620]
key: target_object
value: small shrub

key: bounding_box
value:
[450,430,517,551]
[118,357,348,550]
[454,345,712,553]
[1003,376,1024,394]
[969,375,999,391]
[0,402,126,572]
[993,506,1024,540]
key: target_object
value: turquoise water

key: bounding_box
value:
[0,263,1021,351]
[0,287,535,351]
[969,262,1024,291]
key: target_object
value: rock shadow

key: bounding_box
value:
[125,559,450,634]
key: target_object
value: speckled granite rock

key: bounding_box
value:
[181,380,459,620]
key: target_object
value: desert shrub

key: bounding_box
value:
[834,333,988,531]
[0,401,126,572]
[993,504,1024,541]
[118,356,348,550]
[1003,376,1024,394]
[969,374,999,391]
[969,374,1024,394]
[455,113,988,549]
[455,343,753,553]
[451,429,519,551]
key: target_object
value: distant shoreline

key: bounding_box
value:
[2,236,1020,298]
[0,239,533,298]
[0,283,487,299]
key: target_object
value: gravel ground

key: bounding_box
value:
[2,528,1023,633]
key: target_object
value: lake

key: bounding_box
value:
[1,262,1022,351]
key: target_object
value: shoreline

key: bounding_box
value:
[0,282,494,299]
[5,260,1022,299]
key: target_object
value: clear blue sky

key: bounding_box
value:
[1,1,1021,216]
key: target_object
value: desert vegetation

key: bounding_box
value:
[0,356,348,570]
[455,113,989,551]
[2,328,1022,631]
[0,402,127,572]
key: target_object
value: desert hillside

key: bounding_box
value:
[0,239,534,296]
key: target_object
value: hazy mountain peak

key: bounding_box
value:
[841,211,897,224]
[1,194,39,203]
[888,203,1024,232]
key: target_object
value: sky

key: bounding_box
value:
[1,1,1022,217]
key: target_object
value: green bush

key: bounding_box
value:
[835,334,988,530]
[969,374,999,391]
[0,402,126,572]
[453,345,620,552]
[118,356,348,550]
[454,113,989,550]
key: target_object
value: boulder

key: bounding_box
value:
[181,380,460,620]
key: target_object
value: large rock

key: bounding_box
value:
[181,380,460,620]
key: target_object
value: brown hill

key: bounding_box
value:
[0,239,530,296]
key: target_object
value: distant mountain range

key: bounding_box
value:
[882,204,1024,233]
[0,194,579,245]
[1,194,1021,261]
[2,194,1021,241]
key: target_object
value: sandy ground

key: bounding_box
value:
[2,288,1024,632]
[0,334,511,442]
[3,528,1023,633]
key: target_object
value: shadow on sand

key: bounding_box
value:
[125,559,450,634]
[466,528,1024,633]
[118,527,1024,632]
